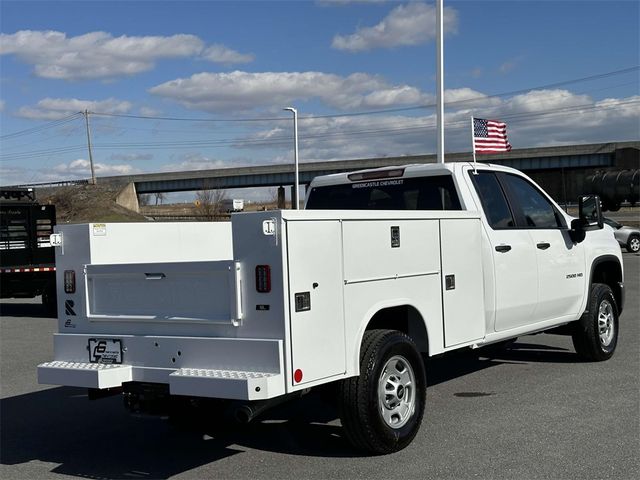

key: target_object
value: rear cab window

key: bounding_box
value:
[306,175,462,211]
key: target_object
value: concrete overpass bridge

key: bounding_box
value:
[9,141,638,211]
[99,141,637,197]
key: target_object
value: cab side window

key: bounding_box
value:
[502,174,562,228]
[470,172,515,229]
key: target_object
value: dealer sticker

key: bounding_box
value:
[88,338,123,364]
[92,223,107,236]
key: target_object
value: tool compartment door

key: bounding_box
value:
[85,260,241,324]
[286,220,345,387]
[440,219,485,347]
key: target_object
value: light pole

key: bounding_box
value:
[436,0,445,164]
[283,107,299,209]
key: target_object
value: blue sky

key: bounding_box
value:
[1,0,638,196]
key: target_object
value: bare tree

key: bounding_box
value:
[154,192,166,205]
[195,181,227,221]
[138,194,152,206]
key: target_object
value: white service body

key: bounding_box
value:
[38,163,623,402]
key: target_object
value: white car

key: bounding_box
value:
[604,218,640,253]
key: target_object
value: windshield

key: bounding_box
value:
[306,175,462,210]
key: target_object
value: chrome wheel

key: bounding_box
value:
[378,355,416,429]
[598,299,615,347]
[629,237,640,253]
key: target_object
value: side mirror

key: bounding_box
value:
[569,195,603,243]
[579,194,604,231]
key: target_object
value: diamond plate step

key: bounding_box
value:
[169,368,284,401]
[38,361,132,389]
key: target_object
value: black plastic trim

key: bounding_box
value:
[589,255,624,315]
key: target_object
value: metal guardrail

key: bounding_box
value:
[2,179,90,189]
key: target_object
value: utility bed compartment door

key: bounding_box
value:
[85,261,242,324]
[440,219,484,347]
[286,221,345,387]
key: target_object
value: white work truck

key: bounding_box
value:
[39,162,624,454]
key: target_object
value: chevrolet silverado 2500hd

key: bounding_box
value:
[38,162,624,454]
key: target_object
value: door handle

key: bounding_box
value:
[537,242,551,250]
[495,245,512,253]
[144,273,166,280]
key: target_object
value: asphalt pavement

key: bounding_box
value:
[1,254,638,480]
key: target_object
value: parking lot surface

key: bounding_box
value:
[1,254,638,480]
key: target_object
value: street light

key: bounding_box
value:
[283,107,299,209]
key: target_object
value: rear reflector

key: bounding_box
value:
[64,270,76,294]
[255,265,271,293]
[348,168,405,182]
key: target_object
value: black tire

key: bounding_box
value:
[572,283,619,361]
[338,329,426,454]
[626,234,640,253]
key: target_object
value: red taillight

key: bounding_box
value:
[64,270,75,294]
[255,265,271,293]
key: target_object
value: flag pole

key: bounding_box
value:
[471,116,478,175]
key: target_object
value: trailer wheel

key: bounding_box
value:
[572,283,618,361]
[339,329,426,454]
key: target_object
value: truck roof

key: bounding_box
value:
[309,161,518,187]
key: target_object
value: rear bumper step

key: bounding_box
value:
[38,361,133,389]
[169,368,283,400]
[38,362,282,400]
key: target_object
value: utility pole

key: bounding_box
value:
[283,107,299,209]
[436,0,445,164]
[83,109,97,185]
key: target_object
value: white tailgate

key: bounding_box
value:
[85,260,242,325]
[440,219,485,347]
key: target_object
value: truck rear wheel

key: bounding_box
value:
[572,283,618,361]
[339,329,426,454]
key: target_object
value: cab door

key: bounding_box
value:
[499,173,586,321]
[469,171,539,332]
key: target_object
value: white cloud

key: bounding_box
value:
[0,100,5,112]
[139,106,162,117]
[201,44,254,65]
[332,2,458,52]
[150,70,431,112]
[110,153,154,161]
[17,97,132,120]
[499,57,523,74]
[0,30,254,80]
[53,158,140,176]
[237,90,639,160]
[161,153,228,172]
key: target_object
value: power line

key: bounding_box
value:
[0,99,640,161]
[0,113,82,140]
[18,99,630,154]
[2,98,637,160]
[89,65,639,122]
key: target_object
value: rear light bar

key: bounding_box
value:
[255,265,271,293]
[64,270,76,294]
[348,168,405,182]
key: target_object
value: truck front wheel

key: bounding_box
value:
[339,329,426,454]
[572,283,619,361]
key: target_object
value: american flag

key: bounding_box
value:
[473,118,512,153]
